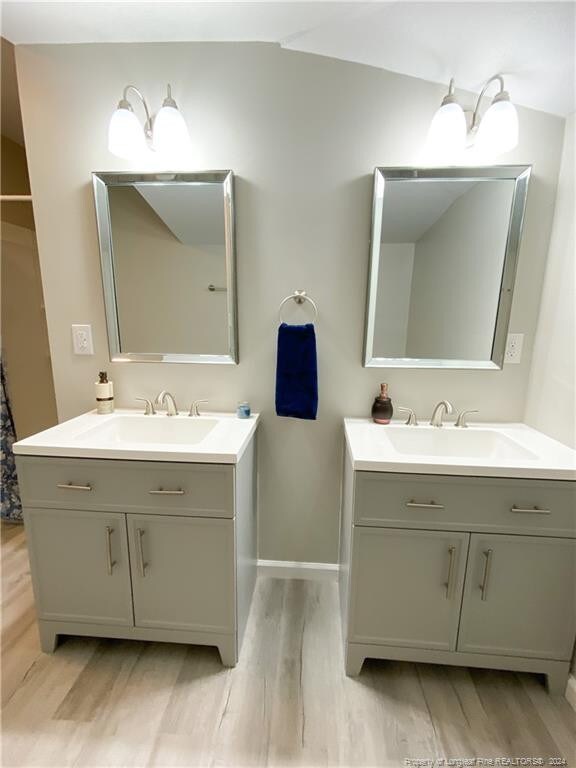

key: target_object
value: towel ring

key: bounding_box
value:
[278,290,318,324]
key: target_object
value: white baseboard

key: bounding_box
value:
[566,673,576,711]
[257,559,339,582]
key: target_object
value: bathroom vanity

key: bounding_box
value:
[340,419,576,693]
[14,410,259,666]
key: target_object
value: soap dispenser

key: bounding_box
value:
[95,371,114,414]
[371,383,393,425]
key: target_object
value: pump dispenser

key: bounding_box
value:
[371,382,393,425]
[95,371,114,414]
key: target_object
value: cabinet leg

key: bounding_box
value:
[546,665,569,696]
[217,637,237,668]
[345,645,365,676]
[38,623,59,653]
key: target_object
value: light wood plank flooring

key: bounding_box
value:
[2,522,575,766]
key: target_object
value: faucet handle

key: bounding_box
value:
[189,399,208,417]
[135,397,155,416]
[455,409,479,428]
[398,406,418,426]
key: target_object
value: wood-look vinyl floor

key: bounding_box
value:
[2,522,575,767]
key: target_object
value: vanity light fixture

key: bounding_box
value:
[108,84,191,160]
[428,74,519,157]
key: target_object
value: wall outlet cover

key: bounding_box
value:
[505,333,524,364]
[72,324,94,355]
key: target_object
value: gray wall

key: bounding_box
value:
[16,42,565,563]
[525,114,575,450]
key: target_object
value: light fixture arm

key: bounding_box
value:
[120,85,154,139]
[470,74,506,132]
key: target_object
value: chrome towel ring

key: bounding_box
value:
[278,290,318,324]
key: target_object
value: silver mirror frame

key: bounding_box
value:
[363,165,531,369]
[92,171,238,364]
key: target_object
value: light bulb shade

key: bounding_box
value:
[152,105,191,156]
[427,101,467,155]
[108,107,147,160]
[475,99,519,155]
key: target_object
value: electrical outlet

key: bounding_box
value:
[505,333,524,364]
[72,324,94,355]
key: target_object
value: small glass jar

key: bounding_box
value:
[237,401,251,419]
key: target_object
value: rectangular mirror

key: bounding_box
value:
[364,166,531,369]
[93,171,238,364]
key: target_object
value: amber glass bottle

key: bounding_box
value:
[371,382,393,424]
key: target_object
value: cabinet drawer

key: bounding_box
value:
[354,472,576,537]
[17,457,234,518]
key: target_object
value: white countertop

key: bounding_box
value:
[344,419,576,481]
[13,409,259,464]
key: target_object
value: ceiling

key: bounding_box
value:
[381,180,477,242]
[1,1,575,116]
[134,183,225,245]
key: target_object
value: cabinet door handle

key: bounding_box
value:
[105,526,116,575]
[479,549,493,601]
[406,500,445,510]
[444,545,456,599]
[510,505,551,515]
[148,488,185,496]
[57,483,92,491]
[136,528,147,577]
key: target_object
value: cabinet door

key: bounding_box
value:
[128,514,235,634]
[458,534,576,660]
[349,527,469,650]
[25,508,133,625]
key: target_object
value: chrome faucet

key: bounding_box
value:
[430,400,453,427]
[135,397,156,415]
[398,406,418,426]
[188,399,208,417]
[455,409,479,428]
[155,390,179,416]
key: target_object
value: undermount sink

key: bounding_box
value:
[383,426,537,461]
[76,415,218,446]
[344,419,576,480]
[13,409,260,464]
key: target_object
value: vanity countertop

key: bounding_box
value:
[344,419,576,481]
[13,409,259,464]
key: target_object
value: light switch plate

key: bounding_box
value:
[505,333,524,364]
[72,324,94,355]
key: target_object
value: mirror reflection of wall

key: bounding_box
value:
[93,172,237,364]
[109,184,227,355]
[366,167,531,369]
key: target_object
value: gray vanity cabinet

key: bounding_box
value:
[350,527,468,651]
[458,533,576,661]
[339,453,576,694]
[25,508,133,626]
[127,514,235,634]
[17,441,257,667]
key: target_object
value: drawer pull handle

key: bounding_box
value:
[57,483,92,491]
[105,526,116,575]
[444,545,456,600]
[406,500,445,510]
[136,528,147,577]
[148,488,185,496]
[510,505,551,515]
[479,549,493,601]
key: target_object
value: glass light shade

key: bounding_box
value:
[475,99,519,155]
[427,101,467,155]
[152,105,191,157]
[108,107,147,160]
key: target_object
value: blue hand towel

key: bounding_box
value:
[275,323,318,420]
